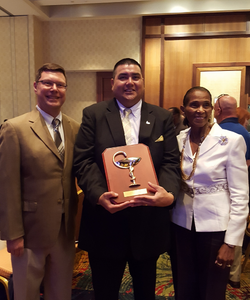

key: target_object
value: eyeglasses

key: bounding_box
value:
[215,93,229,110]
[37,80,67,90]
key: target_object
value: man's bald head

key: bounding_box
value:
[214,95,238,124]
[219,96,237,113]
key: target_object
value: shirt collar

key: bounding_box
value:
[116,99,142,118]
[36,105,62,125]
[219,117,239,125]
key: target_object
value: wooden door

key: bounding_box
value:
[96,72,113,102]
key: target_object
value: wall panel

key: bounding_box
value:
[0,18,13,122]
[0,16,142,124]
[63,72,96,123]
[14,17,31,116]
[164,16,204,34]
[145,18,161,35]
[0,16,32,123]
[42,17,141,71]
[144,39,161,106]
[164,40,194,108]
[205,14,246,32]
[163,37,250,107]
[41,17,141,121]
[143,13,250,110]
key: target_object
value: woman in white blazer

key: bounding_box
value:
[171,87,249,300]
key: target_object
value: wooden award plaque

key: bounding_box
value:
[102,143,158,203]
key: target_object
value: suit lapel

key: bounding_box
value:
[199,123,224,157]
[139,102,155,143]
[105,99,156,146]
[178,128,192,157]
[179,124,227,158]
[62,114,74,167]
[29,109,62,161]
[106,99,126,146]
[178,126,220,158]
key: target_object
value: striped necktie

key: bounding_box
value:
[52,118,64,161]
[123,108,133,145]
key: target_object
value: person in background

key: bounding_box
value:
[236,106,250,130]
[171,86,249,300]
[73,58,180,300]
[0,63,79,300]
[214,94,250,288]
[168,106,188,135]
[214,95,250,166]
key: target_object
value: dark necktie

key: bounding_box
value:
[52,118,64,161]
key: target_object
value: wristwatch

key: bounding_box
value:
[225,243,235,248]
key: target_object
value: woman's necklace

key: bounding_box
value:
[180,126,210,181]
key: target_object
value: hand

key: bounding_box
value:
[7,237,24,257]
[215,243,235,269]
[98,191,134,214]
[133,182,174,207]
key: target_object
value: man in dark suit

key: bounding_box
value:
[73,58,180,300]
[0,63,79,300]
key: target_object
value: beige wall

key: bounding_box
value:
[0,16,142,123]
[42,18,141,71]
[0,16,32,123]
[64,72,97,123]
[42,17,141,122]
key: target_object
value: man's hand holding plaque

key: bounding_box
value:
[97,191,133,214]
[133,181,175,207]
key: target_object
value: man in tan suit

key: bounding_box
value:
[0,63,79,300]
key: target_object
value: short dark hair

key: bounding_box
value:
[183,86,212,107]
[113,58,142,78]
[168,107,181,116]
[35,63,67,83]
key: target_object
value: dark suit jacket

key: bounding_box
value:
[74,99,180,260]
[0,109,80,248]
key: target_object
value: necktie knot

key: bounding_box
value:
[124,108,132,118]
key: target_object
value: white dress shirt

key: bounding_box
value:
[36,105,65,148]
[116,99,142,145]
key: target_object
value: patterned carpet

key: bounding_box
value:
[72,249,250,300]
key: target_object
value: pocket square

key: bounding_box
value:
[155,135,164,142]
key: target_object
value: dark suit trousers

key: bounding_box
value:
[88,251,159,300]
[170,222,230,300]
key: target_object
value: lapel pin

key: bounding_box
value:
[146,121,150,124]
[218,136,228,145]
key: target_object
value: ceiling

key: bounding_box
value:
[1,0,250,20]
[33,0,148,5]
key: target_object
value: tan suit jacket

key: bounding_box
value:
[0,109,80,249]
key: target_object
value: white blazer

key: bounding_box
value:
[172,123,249,246]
